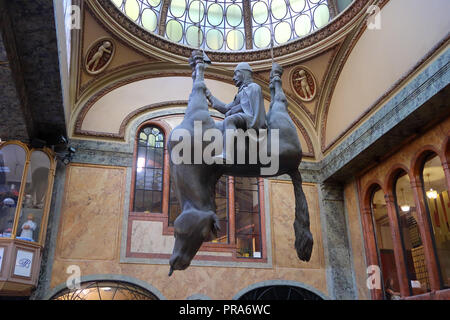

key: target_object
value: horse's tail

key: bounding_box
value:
[288,169,313,262]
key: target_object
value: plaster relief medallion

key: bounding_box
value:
[290,66,317,102]
[84,38,115,75]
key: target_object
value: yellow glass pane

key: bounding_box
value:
[189,0,205,23]
[226,4,242,27]
[226,29,244,50]
[170,0,186,18]
[314,4,330,28]
[252,1,268,24]
[146,0,161,7]
[207,3,223,26]
[186,25,203,47]
[254,26,271,48]
[294,14,311,37]
[271,0,287,20]
[166,19,183,42]
[206,29,224,50]
[274,21,291,43]
[124,0,140,21]
[290,0,306,13]
[141,9,157,32]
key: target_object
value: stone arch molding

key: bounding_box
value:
[232,279,329,300]
[43,274,166,300]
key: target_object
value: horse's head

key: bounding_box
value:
[168,208,219,276]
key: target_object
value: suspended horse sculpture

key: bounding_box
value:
[168,51,313,275]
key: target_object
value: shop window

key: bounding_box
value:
[0,144,26,239]
[421,153,450,288]
[51,281,159,300]
[0,143,54,244]
[133,125,165,213]
[370,187,400,299]
[235,177,262,258]
[168,176,263,258]
[394,171,431,295]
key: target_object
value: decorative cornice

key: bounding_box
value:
[93,0,368,65]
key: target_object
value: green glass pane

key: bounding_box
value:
[170,0,186,18]
[186,25,203,47]
[226,4,242,27]
[166,19,183,42]
[206,29,224,50]
[146,0,161,7]
[271,0,287,20]
[274,21,291,43]
[125,0,140,21]
[141,9,157,32]
[289,0,306,13]
[294,14,311,37]
[189,0,205,23]
[313,4,330,28]
[112,0,123,7]
[139,132,147,141]
[226,29,244,50]
[252,1,268,25]
[207,3,223,26]
[253,26,271,48]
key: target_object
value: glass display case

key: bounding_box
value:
[0,141,56,296]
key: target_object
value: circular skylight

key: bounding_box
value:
[111,0,332,51]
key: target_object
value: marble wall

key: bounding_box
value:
[49,166,329,299]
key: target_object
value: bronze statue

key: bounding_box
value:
[167,51,313,276]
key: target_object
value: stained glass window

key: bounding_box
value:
[133,126,165,213]
[112,0,336,51]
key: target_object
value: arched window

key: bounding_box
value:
[238,285,323,300]
[393,170,431,295]
[133,125,165,213]
[421,152,450,288]
[51,281,159,300]
[370,186,400,299]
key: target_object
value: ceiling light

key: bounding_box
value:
[400,205,410,212]
[426,188,438,199]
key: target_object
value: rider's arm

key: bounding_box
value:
[206,89,237,114]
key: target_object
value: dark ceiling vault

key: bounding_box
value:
[0,0,66,144]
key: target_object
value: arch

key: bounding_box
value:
[410,145,443,180]
[444,136,450,163]
[130,120,172,214]
[232,280,329,300]
[362,180,385,210]
[43,274,166,300]
[384,164,411,194]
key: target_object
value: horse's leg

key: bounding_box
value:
[288,169,313,261]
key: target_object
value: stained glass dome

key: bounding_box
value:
[111,0,334,51]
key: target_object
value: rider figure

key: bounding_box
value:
[206,62,267,161]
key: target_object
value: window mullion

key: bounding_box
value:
[243,0,253,49]
[158,0,171,36]
[228,176,236,245]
